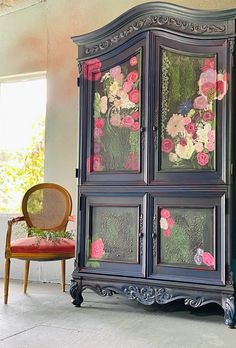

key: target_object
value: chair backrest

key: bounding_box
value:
[22,183,72,231]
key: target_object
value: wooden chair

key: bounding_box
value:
[4,183,75,304]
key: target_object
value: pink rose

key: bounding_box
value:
[206,142,215,152]
[216,80,227,100]
[123,81,133,93]
[199,69,217,85]
[167,217,175,228]
[199,82,216,97]
[202,252,215,267]
[110,65,121,78]
[186,122,196,135]
[179,138,187,146]
[94,127,104,139]
[95,118,105,129]
[131,111,139,120]
[197,152,209,166]
[202,110,214,122]
[128,89,140,104]
[130,56,138,66]
[161,138,174,153]
[90,239,104,259]
[201,58,215,72]
[122,115,134,128]
[193,96,208,110]
[87,155,103,172]
[127,71,139,83]
[124,152,139,171]
[208,130,215,143]
[83,58,102,81]
[131,122,140,131]
[183,116,191,125]
[163,229,171,237]
[93,155,103,172]
[161,209,170,219]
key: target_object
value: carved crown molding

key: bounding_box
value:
[72,2,236,59]
[84,15,226,56]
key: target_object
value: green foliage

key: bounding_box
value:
[0,117,45,212]
[28,227,74,242]
[93,92,101,118]
[129,132,139,153]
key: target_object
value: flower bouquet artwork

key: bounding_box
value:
[160,50,228,170]
[159,207,215,269]
[83,52,142,173]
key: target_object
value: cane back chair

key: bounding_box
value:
[4,183,75,304]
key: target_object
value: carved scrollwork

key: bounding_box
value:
[85,15,226,55]
[185,297,204,308]
[123,285,172,305]
[94,285,117,297]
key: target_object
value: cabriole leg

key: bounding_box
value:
[70,280,84,307]
[222,296,235,328]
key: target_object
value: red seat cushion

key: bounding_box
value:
[10,237,75,254]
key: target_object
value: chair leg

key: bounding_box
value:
[4,258,11,304]
[61,260,66,292]
[23,261,30,293]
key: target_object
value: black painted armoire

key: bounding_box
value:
[70,2,236,327]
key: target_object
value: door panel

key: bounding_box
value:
[149,192,225,285]
[79,193,146,277]
[80,33,148,184]
[150,33,228,184]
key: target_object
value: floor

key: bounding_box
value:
[0,279,235,348]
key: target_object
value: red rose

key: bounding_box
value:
[90,239,104,259]
[161,209,170,219]
[83,58,102,81]
[131,122,140,131]
[216,80,225,95]
[161,138,174,153]
[201,58,215,72]
[200,82,216,97]
[167,217,175,228]
[131,111,139,120]
[163,229,171,237]
[127,71,139,83]
[128,89,140,104]
[202,110,214,122]
[95,118,105,129]
[202,252,215,267]
[197,152,209,166]
[130,56,138,66]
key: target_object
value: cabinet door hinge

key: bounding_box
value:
[75,168,79,178]
[229,38,235,68]
[77,77,80,87]
[79,196,84,211]
[230,163,234,176]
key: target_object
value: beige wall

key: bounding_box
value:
[0,0,235,282]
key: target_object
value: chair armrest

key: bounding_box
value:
[5,216,25,256]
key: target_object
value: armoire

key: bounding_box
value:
[70,2,236,327]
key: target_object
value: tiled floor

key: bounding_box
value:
[0,279,235,348]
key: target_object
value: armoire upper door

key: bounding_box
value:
[79,32,149,185]
[149,32,229,185]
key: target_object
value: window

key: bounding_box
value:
[0,74,47,212]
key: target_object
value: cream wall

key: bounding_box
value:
[0,0,236,283]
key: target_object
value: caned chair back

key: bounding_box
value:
[22,183,72,231]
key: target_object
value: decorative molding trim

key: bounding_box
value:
[84,15,226,56]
